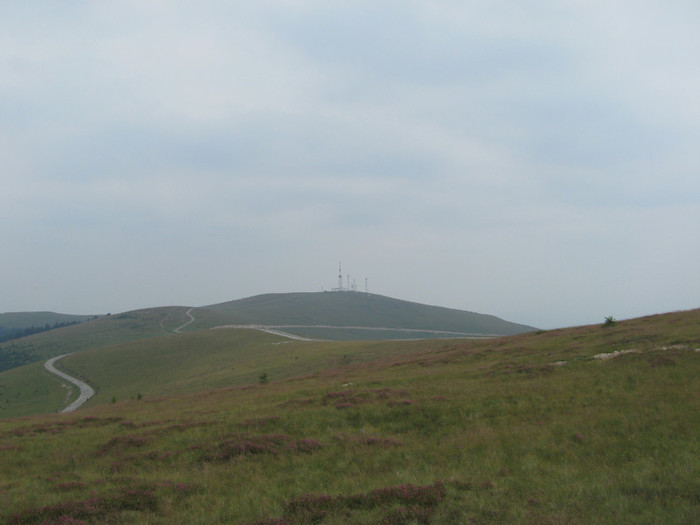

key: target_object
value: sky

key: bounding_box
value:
[1,1,698,329]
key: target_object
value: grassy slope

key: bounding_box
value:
[205,292,538,336]
[52,330,442,408]
[0,308,203,410]
[0,309,698,524]
[0,292,533,376]
[0,327,441,418]
[0,307,201,371]
[0,362,73,418]
[0,312,96,330]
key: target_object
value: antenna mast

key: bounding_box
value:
[338,262,343,291]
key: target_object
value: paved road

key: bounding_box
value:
[212,324,495,339]
[44,354,96,413]
[210,323,318,340]
[252,327,318,341]
[174,307,195,333]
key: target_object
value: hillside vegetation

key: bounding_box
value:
[0,312,97,348]
[0,330,455,419]
[0,293,534,375]
[0,307,196,373]
[0,312,96,331]
[0,308,698,524]
[204,292,537,337]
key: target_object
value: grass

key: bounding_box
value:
[1,327,444,417]
[0,309,698,523]
[0,362,72,418]
[0,292,534,376]
[59,330,444,408]
[0,312,95,331]
[0,307,194,372]
[204,292,537,335]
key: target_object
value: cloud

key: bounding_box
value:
[0,1,698,327]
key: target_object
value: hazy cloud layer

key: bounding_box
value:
[2,1,698,328]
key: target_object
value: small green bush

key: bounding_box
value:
[603,316,617,327]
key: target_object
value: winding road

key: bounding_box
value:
[174,307,195,333]
[212,324,494,340]
[40,308,487,414]
[44,354,95,413]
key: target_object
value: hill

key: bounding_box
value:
[203,292,536,338]
[0,312,97,346]
[0,312,96,330]
[0,307,197,373]
[0,308,697,523]
[1,330,446,418]
[0,293,534,374]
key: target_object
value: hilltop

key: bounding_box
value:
[203,292,537,338]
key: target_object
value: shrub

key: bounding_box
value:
[8,489,158,524]
[291,439,323,453]
[203,434,322,462]
[603,316,617,327]
[282,482,446,522]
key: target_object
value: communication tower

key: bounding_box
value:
[331,263,367,293]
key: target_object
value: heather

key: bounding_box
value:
[0,309,698,523]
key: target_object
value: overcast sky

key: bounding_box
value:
[1,1,698,329]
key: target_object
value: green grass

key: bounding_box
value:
[59,330,445,407]
[0,362,72,418]
[0,307,200,372]
[205,291,537,336]
[0,292,535,377]
[1,326,444,418]
[0,309,698,524]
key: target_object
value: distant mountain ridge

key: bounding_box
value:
[204,292,537,337]
[0,312,97,344]
[0,312,95,330]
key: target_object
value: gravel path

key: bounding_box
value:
[44,354,96,413]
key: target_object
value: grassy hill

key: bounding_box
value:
[0,307,204,373]
[0,312,97,349]
[0,293,535,375]
[204,292,536,337]
[0,328,450,418]
[0,308,698,523]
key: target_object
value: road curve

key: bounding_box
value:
[252,327,318,341]
[174,307,195,333]
[44,354,96,413]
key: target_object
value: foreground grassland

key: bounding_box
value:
[0,310,698,524]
